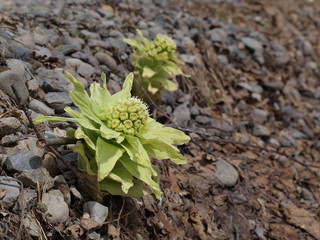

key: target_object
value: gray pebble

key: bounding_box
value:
[0,117,21,138]
[214,159,239,187]
[173,103,191,127]
[94,52,118,71]
[209,28,228,43]
[252,109,268,123]
[0,70,29,104]
[107,38,127,53]
[28,99,55,115]
[253,125,271,137]
[5,150,41,172]
[56,44,80,56]
[42,189,69,224]
[23,215,41,237]
[83,201,109,223]
[45,92,72,113]
[16,167,54,188]
[0,176,21,208]
[301,188,315,201]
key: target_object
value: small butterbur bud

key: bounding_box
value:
[112,110,120,119]
[111,119,120,128]
[123,120,133,129]
[106,97,149,135]
[120,112,129,121]
[130,113,138,121]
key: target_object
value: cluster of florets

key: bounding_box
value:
[146,34,177,58]
[106,98,149,135]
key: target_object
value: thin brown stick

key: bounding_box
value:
[42,137,77,147]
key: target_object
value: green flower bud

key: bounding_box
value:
[134,119,142,128]
[111,119,120,128]
[115,123,124,132]
[116,105,127,112]
[106,97,149,135]
[130,113,138,121]
[124,128,135,135]
[112,110,120,119]
[120,112,129,121]
[123,119,133,129]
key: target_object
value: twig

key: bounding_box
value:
[116,199,125,228]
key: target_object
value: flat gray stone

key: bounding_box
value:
[0,117,21,138]
[241,37,263,52]
[24,215,41,237]
[0,176,20,208]
[107,38,127,53]
[28,99,55,115]
[237,82,263,94]
[252,109,268,123]
[83,201,108,223]
[45,92,72,113]
[15,33,35,50]
[42,190,69,224]
[94,52,117,71]
[173,103,191,127]
[16,167,54,188]
[209,28,228,43]
[5,150,41,172]
[36,68,88,92]
[253,125,271,137]
[6,59,25,77]
[214,159,239,187]
[0,70,29,104]
[77,62,94,79]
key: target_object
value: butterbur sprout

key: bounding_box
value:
[123,30,187,95]
[34,71,190,200]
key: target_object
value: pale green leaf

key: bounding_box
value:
[136,29,150,47]
[69,90,102,124]
[111,73,134,103]
[64,107,101,132]
[96,137,124,181]
[137,118,190,145]
[74,128,97,150]
[147,82,159,94]
[33,115,79,125]
[162,79,178,91]
[123,38,143,50]
[100,125,124,143]
[107,165,134,194]
[101,72,107,88]
[72,141,96,175]
[120,153,162,199]
[99,178,148,198]
[163,65,182,76]
[141,139,187,164]
[121,135,157,176]
[142,67,156,78]
[64,71,87,94]
[89,82,112,114]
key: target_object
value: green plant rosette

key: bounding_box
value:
[34,71,190,200]
[124,30,186,95]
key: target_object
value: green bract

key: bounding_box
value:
[34,71,190,200]
[123,29,186,94]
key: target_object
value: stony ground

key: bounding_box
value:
[0,0,319,239]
